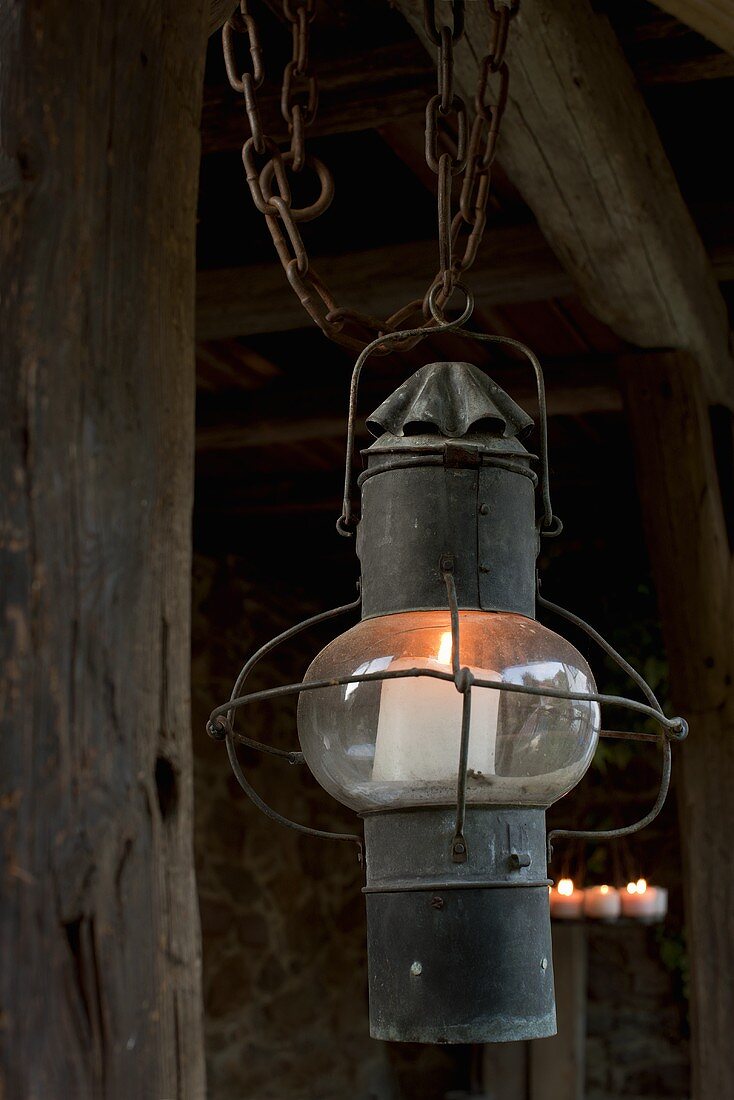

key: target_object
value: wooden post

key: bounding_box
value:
[529,926,587,1100]
[482,926,587,1100]
[0,1,208,1096]
[620,351,734,1100]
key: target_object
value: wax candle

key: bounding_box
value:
[653,886,669,920]
[621,878,667,921]
[583,884,621,920]
[372,632,500,783]
[550,878,584,920]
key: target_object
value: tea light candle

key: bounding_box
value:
[621,878,667,921]
[584,884,621,920]
[550,878,584,920]
[653,887,669,920]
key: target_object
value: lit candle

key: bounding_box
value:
[372,632,500,783]
[549,878,584,920]
[621,878,667,921]
[583,884,621,920]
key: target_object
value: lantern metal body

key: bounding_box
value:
[350,361,552,1041]
[207,318,687,1046]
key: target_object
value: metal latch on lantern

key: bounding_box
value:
[444,441,482,468]
[509,849,532,870]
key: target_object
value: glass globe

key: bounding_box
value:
[297,610,600,811]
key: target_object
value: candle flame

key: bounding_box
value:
[600,885,610,895]
[627,882,637,894]
[636,878,647,894]
[558,878,574,896]
[436,631,453,666]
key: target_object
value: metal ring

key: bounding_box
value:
[259,151,334,223]
[427,280,474,324]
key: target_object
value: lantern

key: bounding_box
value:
[207,307,687,1044]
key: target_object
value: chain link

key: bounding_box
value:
[223,0,519,352]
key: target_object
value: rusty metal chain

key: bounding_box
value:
[223,0,519,352]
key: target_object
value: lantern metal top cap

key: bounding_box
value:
[366,361,534,443]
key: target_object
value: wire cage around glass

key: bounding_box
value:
[206,298,687,1044]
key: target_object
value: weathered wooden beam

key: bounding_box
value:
[0,1,207,1095]
[194,355,623,453]
[201,31,734,155]
[635,44,734,83]
[619,350,734,1100]
[651,0,734,54]
[201,40,435,154]
[394,0,734,408]
[196,224,734,342]
[195,224,570,339]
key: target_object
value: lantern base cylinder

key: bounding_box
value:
[362,806,556,1044]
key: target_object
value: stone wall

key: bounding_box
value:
[586,925,689,1100]
[192,551,690,1100]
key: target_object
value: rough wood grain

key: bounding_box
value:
[651,0,734,54]
[395,0,734,407]
[620,351,734,1100]
[0,1,208,1096]
[209,0,237,36]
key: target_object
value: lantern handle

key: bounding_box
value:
[546,738,673,863]
[207,594,364,859]
[538,589,688,862]
[337,295,560,539]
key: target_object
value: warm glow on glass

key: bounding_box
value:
[558,878,574,897]
[627,882,637,894]
[298,609,601,810]
[636,878,648,894]
[600,885,610,895]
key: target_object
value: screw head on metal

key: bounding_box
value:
[410,961,423,977]
[479,503,489,515]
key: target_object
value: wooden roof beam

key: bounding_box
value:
[194,355,623,453]
[200,32,734,156]
[394,0,734,408]
[196,222,734,341]
[650,0,734,55]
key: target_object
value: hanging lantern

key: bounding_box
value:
[207,301,687,1044]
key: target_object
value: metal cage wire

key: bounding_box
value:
[207,294,688,866]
